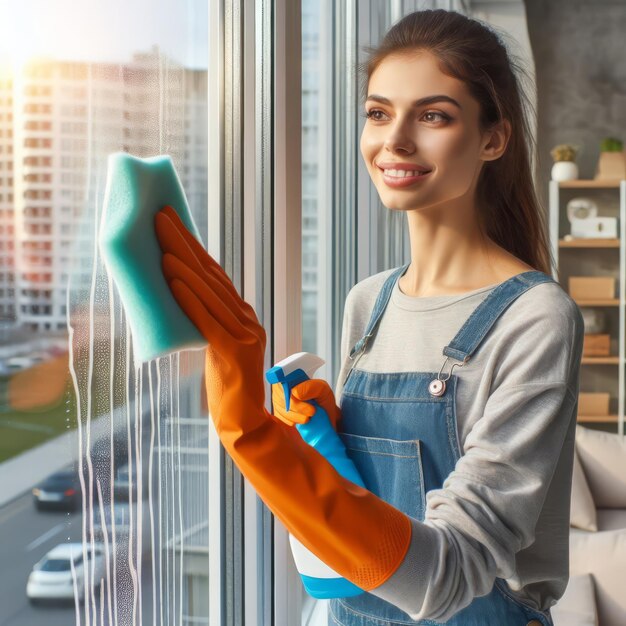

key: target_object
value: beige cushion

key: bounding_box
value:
[575,425,626,508]
[551,573,598,626]
[571,447,597,531]
[596,508,626,532]
[570,528,626,625]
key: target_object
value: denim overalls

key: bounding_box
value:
[328,263,556,626]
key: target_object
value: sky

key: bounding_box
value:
[0,0,208,69]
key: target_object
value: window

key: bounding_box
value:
[0,1,209,624]
[2,1,488,623]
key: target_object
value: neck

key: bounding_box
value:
[400,204,515,297]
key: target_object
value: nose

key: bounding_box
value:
[382,119,416,154]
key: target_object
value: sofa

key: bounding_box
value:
[551,424,626,626]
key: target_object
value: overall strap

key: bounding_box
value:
[442,270,556,363]
[348,263,410,360]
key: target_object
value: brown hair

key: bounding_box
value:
[357,9,554,275]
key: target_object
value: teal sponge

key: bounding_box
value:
[98,152,208,365]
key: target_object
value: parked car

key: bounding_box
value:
[92,501,152,557]
[93,501,131,539]
[113,460,151,502]
[4,356,35,372]
[32,470,82,511]
[113,463,132,500]
[26,542,105,604]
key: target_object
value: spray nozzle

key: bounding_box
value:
[265,352,325,412]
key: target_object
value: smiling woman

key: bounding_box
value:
[357,43,539,295]
[307,7,584,626]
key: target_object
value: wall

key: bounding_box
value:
[524,0,626,209]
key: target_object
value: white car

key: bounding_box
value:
[26,542,105,604]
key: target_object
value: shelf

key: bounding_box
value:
[574,299,620,306]
[577,414,619,423]
[581,356,620,365]
[559,179,624,188]
[559,238,620,248]
[552,178,625,434]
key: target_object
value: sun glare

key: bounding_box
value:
[0,17,27,76]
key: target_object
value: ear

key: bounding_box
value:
[481,118,511,162]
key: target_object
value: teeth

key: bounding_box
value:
[383,169,430,177]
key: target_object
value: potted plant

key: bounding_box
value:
[550,143,580,181]
[595,136,625,180]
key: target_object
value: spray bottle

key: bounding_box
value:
[265,351,366,599]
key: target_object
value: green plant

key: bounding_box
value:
[600,137,623,152]
[550,143,579,162]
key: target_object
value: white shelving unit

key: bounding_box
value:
[549,178,626,436]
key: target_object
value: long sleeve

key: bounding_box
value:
[333,271,585,621]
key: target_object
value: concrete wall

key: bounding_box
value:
[524,0,626,208]
[471,0,538,175]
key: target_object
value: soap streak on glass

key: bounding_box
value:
[51,29,211,624]
[66,182,208,625]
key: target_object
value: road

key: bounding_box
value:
[0,490,158,626]
[1,492,82,625]
[0,390,161,626]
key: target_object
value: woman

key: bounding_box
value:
[155,9,584,626]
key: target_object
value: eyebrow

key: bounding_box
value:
[365,94,462,110]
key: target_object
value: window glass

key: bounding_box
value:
[301,0,324,363]
[0,1,209,624]
[40,559,72,572]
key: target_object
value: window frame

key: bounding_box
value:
[207,0,304,625]
[269,0,304,621]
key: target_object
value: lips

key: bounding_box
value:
[376,162,432,172]
[380,168,433,188]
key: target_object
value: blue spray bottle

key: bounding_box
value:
[265,351,366,600]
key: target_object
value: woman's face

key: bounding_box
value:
[360,51,495,214]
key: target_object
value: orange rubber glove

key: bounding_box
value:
[154,205,412,591]
[271,378,342,430]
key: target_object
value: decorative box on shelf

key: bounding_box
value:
[582,334,611,357]
[594,150,626,181]
[571,216,617,238]
[578,392,610,417]
[568,276,615,300]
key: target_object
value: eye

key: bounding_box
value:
[422,111,450,123]
[361,108,451,123]
[361,108,386,121]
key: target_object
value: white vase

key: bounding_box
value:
[551,161,579,181]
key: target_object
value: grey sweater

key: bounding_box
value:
[333,267,585,622]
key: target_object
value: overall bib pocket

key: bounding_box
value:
[338,432,427,521]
